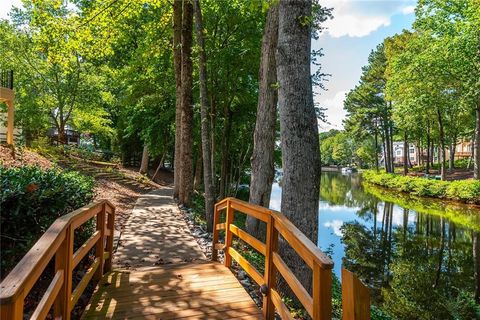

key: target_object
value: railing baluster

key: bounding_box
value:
[263,215,277,320]
[54,225,73,320]
[94,203,106,280]
[313,263,332,320]
[224,199,234,268]
[212,204,220,261]
[105,204,115,272]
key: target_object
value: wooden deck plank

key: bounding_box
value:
[83,262,262,319]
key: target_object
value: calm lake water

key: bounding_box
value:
[269,171,480,319]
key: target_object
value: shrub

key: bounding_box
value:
[0,166,95,275]
[362,170,480,203]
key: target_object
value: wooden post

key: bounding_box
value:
[342,268,370,320]
[313,264,332,320]
[104,204,115,272]
[262,215,277,320]
[54,226,73,320]
[94,204,107,280]
[224,199,234,268]
[6,99,14,145]
[211,204,220,261]
[0,291,24,320]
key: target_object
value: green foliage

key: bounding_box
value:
[363,170,480,203]
[320,130,355,166]
[0,166,95,274]
[320,129,378,168]
[0,2,115,145]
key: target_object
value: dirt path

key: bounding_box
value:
[113,186,206,270]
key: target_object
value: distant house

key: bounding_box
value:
[47,126,81,145]
[391,142,423,165]
[380,139,473,167]
[454,139,472,159]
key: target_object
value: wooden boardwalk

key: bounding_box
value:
[1,190,370,320]
[83,262,262,319]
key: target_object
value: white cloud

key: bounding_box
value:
[324,219,344,237]
[321,0,416,38]
[318,90,348,131]
[325,13,391,38]
[401,5,416,15]
[0,0,23,20]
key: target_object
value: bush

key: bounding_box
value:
[0,166,95,275]
[362,170,480,203]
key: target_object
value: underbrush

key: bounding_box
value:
[408,158,471,172]
[0,166,95,276]
[31,137,120,164]
[362,170,480,203]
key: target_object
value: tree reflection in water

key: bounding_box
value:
[319,172,480,319]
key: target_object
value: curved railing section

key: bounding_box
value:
[0,200,115,320]
[212,197,335,320]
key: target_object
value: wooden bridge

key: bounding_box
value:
[0,197,369,319]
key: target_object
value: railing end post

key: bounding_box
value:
[341,268,370,320]
[0,292,24,320]
[224,199,234,268]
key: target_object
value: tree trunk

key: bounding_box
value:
[219,107,232,200]
[474,103,480,179]
[474,231,480,304]
[179,0,194,205]
[426,125,431,174]
[193,0,215,231]
[374,124,379,172]
[437,108,446,180]
[210,94,216,196]
[381,126,389,173]
[277,0,321,294]
[403,132,408,176]
[246,4,279,239]
[387,129,391,170]
[383,117,394,173]
[430,141,435,168]
[173,0,183,199]
[58,121,66,145]
[469,132,475,169]
[139,144,149,174]
[433,217,445,288]
[449,142,455,170]
[389,119,395,171]
[193,144,203,191]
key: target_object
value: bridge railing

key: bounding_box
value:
[212,197,370,320]
[0,200,115,320]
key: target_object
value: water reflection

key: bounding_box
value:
[269,171,480,319]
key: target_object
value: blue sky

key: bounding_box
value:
[314,0,417,131]
[1,0,416,132]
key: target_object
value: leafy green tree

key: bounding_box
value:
[1,1,114,144]
[344,44,394,173]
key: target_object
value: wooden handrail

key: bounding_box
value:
[0,200,115,320]
[212,197,334,320]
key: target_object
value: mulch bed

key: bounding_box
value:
[0,144,53,169]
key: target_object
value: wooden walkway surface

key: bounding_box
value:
[83,187,262,319]
[83,262,262,319]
